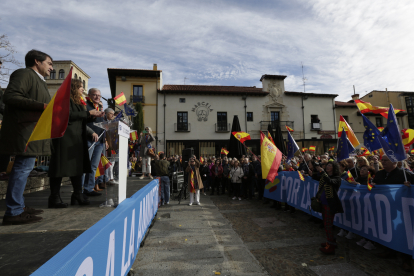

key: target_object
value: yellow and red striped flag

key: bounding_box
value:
[338,115,360,147]
[232,131,251,144]
[345,170,355,183]
[130,131,138,141]
[114,92,127,105]
[221,148,229,155]
[260,131,282,181]
[411,149,414,154]
[309,146,316,152]
[190,170,195,193]
[298,171,305,181]
[267,132,275,145]
[302,148,308,152]
[402,129,414,147]
[95,154,112,178]
[354,99,404,119]
[378,127,384,132]
[25,67,73,151]
[329,146,335,151]
[200,156,204,163]
[367,172,373,191]
[286,126,294,132]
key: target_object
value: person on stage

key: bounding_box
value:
[138,127,155,179]
[48,79,103,207]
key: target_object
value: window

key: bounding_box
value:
[177,112,188,131]
[311,115,320,130]
[58,69,64,79]
[132,85,143,103]
[50,70,56,79]
[369,94,373,98]
[179,98,186,103]
[83,80,86,89]
[406,97,413,107]
[342,115,349,122]
[247,112,253,121]
[376,117,383,127]
[270,111,280,128]
[74,73,78,79]
[79,77,82,81]
[217,112,227,131]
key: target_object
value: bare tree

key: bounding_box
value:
[0,34,23,84]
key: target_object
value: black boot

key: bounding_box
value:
[71,193,90,205]
[48,194,68,208]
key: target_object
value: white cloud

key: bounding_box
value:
[1,0,414,102]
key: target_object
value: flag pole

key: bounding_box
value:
[88,131,106,151]
[241,142,261,162]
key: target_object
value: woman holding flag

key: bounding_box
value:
[48,79,104,208]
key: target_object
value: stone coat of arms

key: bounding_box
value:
[192,102,213,122]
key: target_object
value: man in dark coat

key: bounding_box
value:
[83,88,105,196]
[1,50,53,225]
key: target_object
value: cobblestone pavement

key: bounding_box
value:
[209,194,414,276]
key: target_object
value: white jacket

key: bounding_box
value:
[230,166,244,183]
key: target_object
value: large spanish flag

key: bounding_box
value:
[95,154,112,178]
[354,99,403,119]
[25,67,73,150]
[338,115,360,147]
[114,92,127,105]
[232,131,251,144]
[260,131,282,181]
[130,131,138,141]
[267,132,275,145]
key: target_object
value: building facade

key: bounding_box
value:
[45,60,90,97]
[107,65,162,135]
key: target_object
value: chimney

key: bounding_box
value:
[351,94,359,101]
[153,64,157,71]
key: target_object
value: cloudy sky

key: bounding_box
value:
[1,0,414,102]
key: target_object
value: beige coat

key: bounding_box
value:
[185,159,204,193]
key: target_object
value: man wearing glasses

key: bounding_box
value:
[83,88,105,196]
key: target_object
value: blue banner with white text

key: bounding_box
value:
[32,179,159,276]
[264,172,414,258]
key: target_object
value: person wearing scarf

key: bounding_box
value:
[185,157,204,206]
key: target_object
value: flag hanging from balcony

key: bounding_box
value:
[232,131,251,144]
[286,126,294,132]
[221,148,229,155]
[338,115,360,147]
[260,131,282,181]
[114,92,127,105]
[25,67,73,151]
[354,99,404,119]
[130,131,138,141]
[309,146,316,152]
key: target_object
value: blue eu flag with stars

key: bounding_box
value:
[286,131,299,162]
[361,114,383,152]
[124,103,136,116]
[337,128,355,162]
[377,104,406,162]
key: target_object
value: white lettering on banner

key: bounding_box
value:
[363,194,378,238]
[280,176,287,198]
[349,191,363,231]
[121,217,130,276]
[300,182,308,209]
[401,197,414,250]
[129,209,135,264]
[290,179,300,205]
[286,177,293,201]
[375,194,392,242]
[75,256,93,276]
[340,190,352,228]
[137,199,144,248]
[105,230,115,276]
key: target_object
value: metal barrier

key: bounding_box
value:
[170,171,187,203]
[8,156,50,168]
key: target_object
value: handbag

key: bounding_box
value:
[147,148,156,158]
[310,197,323,213]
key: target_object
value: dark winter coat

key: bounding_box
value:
[210,165,223,179]
[139,133,155,158]
[316,172,344,215]
[0,68,51,156]
[48,99,93,177]
[86,100,105,143]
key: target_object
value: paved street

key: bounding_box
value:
[133,193,413,276]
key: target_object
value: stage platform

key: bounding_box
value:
[0,176,151,276]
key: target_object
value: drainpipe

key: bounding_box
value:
[164,92,166,150]
[332,98,337,139]
[242,94,247,132]
[302,96,305,140]
[155,71,158,149]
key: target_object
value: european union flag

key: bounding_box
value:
[337,128,355,162]
[114,110,123,121]
[124,103,136,116]
[361,114,382,152]
[377,104,406,162]
[286,131,299,162]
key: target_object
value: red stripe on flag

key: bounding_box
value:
[266,148,283,182]
[51,67,72,137]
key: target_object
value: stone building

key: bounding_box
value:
[45,60,90,97]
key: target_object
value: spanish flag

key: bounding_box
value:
[338,115,360,147]
[267,132,275,145]
[358,148,370,157]
[25,67,73,151]
[354,99,404,119]
[302,148,308,152]
[402,129,414,147]
[378,127,384,132]
[221,148,229,155]
[114,92,127,105]
[232,131,251,144]
[329,146,335,151]
[367,172,373,191]
[345,170,355,183]
[260,131,282,181]
[411,149,414,154]
[95,154,112,179]
[286,126,294,132]
[309,146,316,152]
[130,131,138,141]
[200,156,204,163]
[298,171,305,181]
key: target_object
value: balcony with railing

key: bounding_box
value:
[215,123,231,132]
[130,95,145,104]
[260,121,294,131]
[174,123,191,132]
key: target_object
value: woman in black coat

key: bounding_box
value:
[48,79,104,208]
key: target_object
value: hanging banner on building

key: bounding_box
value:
[264,172,414,258]
[32,180,159,276]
